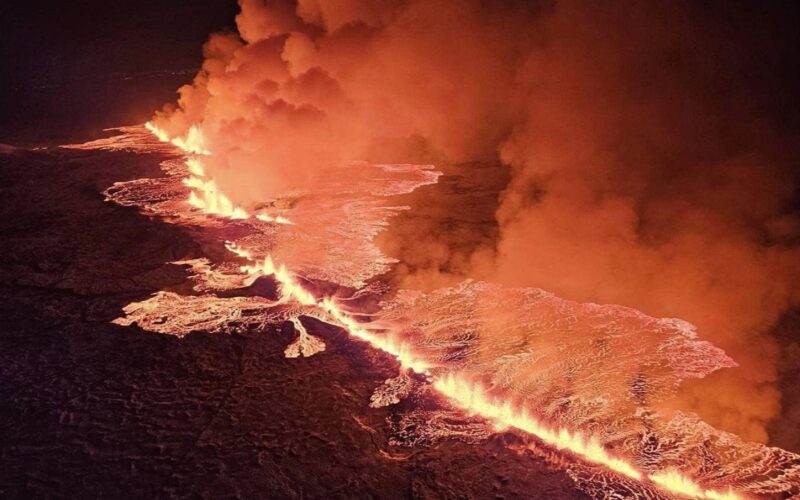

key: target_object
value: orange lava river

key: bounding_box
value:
[98,121,764,499]
[227,231,741,500]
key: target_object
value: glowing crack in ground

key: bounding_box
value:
[70,125,800,499]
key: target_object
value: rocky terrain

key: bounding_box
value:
[0,145,585,498]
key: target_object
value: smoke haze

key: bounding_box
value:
[152,0,800,445]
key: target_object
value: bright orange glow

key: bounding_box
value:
[224,242,430,372]
[319,297,430,373]
[145,122,210,155]
[145,122,250,220]
[225,241,255,261]
[145,122,298,223]
[436,376,743,498]
[434,374,642,480]
[650,470,740,500]
[172,125,210,155]
[144,121,171,143]
[183,173,249,219]
[285,316,326,358]
[222,237,744,500]
[256,213,292,224]
[185,158,205,176]
[140,125,748,499]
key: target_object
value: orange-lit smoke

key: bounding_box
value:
[220,234,742,499]
[480,2,800,444]
[150,0,528,203]
[140,115,750,497]
[151,0,800,444]
[147,121,295,223]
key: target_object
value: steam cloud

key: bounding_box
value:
[152,0,800,444]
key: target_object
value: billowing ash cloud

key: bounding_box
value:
[151,0,529,201]
[483,2,800,445]
[152,0,800,445]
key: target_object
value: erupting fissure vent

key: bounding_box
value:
[146,122,296,224]
[224,234,743,499]
[86,124,800,499]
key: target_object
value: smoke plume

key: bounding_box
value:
[152,0,800,444]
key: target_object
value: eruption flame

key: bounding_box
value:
[184,175,249,219]
[435,375,741,500]
[649,471,741,500]
[225,241,430,372]
[434,373,642,480]
[256,213,292,224]
[145,121,265,222]
[140,0,800,458]
[139,124,746,499]
[224,238,741,500]
[145,122,209,155]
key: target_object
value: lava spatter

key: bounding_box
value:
[75,126,800,499]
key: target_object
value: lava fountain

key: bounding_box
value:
[52,0,800,495]
[128,122,747,499]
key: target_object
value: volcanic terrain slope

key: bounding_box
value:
[0,145,584,498]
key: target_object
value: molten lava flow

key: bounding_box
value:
[318,297,431,374]
[224,241,430,373]
[185,158,205,176]
[143,121,171,143]
[144,122,251,221]
[256,213,292,224]
[228,243,315,306]
[223,237,744,500]
[434,373,642,479]
[435,375,742,499]
[145,122,210,155]
[183,173,248,219]
[119,123,750,499]
[650,471,740,500]
[285,317,326,358]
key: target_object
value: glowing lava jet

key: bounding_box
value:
[146,122,291,223]
[145,122,209,155]
[225,241,431,374]
[434,376,741,500]
[227,241,742,500]
[140,123,743,500]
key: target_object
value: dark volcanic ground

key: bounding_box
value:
[0,146,585,498]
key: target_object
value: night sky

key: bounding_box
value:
[1,1,799,147]
[0,0,238,145]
